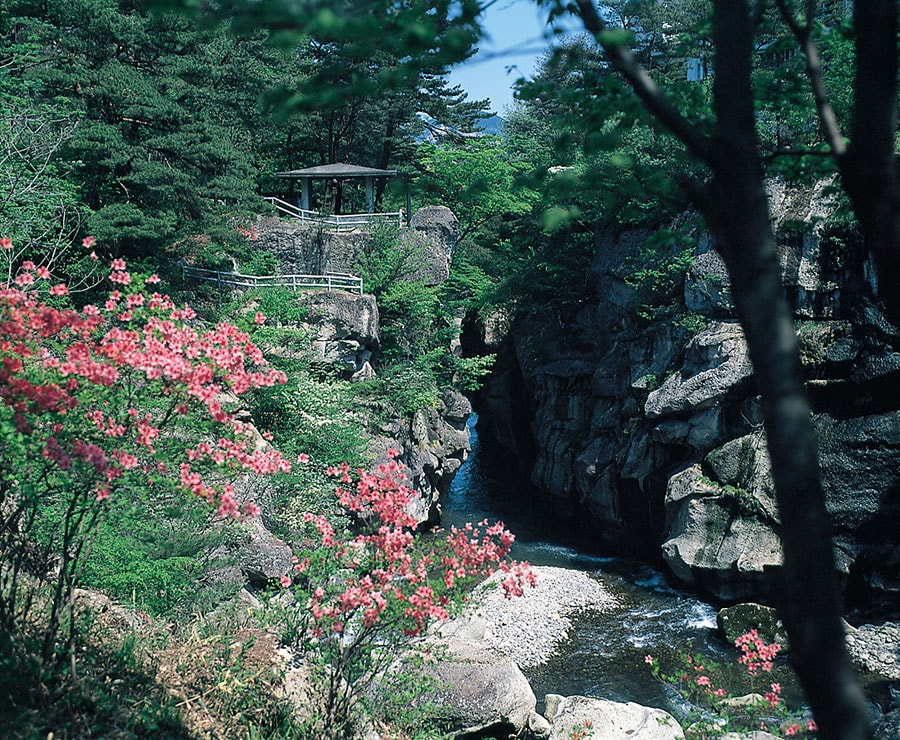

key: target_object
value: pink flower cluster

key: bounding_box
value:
[735,628,781,675]
[284,453,535,638]
[0,244,289,514]
[645,631,818,737]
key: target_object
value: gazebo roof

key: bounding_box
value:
[274,163,397,179]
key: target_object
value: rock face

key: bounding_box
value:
[254,205,459,287]
[301,291,380,380]
[254,215,365,275]
[845,622,900,681]
[369,391,473,526]
[408,205,460,285]
[475,180,900,605]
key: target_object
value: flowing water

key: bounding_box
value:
[441,415,732,710]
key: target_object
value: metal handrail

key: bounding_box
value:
[263,197,404,230]
[182,264,363,295]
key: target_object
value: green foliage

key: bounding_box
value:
[3,0,487,273]
[0,620,190,739]
[354,223,425,296]
[255,372,368,466]
[625,229,697,320]
[357,361,442,418]
[378,279,445,364]
[79,494,239,616]
[449,353,496,392]
[251,287,311,324]
[414,136,539,239]
[241,250,280,276]
[248,371,369,534]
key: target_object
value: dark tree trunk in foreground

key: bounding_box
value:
[704,7,870,738]
[573,0,873,736]
[842,0,900,324]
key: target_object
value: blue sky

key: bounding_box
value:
[447,0,583,116]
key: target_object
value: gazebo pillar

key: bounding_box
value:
[365,176,374,213]
[300,180,311,212]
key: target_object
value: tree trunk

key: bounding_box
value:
[573,0,874,734]
[700,4,871,738]
[841,0,900,324]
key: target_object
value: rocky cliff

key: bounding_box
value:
[475,180,900,610]
[253,205,459,286]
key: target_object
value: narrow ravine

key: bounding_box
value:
[441,415,731,710]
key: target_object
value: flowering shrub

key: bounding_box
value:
[0,241,290,669]
[645,631,818,738]
[275,451,535,738]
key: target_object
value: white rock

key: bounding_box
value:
[548,695,684,740]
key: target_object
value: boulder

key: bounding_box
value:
[417,636,545,738]
[645,322,753,419]
[302,291,380,379]
[234,517,294,588]
[717,603,788,649]
[662,469,783,601]
[546,695,684,740]
[704,434,778,521]
[409,205,460,285]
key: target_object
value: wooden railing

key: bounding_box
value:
[182,264,363,295]
[264,196,404,230]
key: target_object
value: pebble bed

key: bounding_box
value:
[466,566,619,669]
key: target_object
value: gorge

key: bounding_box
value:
[467,178,900,616]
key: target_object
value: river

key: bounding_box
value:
[440,415,740,711]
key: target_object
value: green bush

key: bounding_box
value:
[80,494,239,616]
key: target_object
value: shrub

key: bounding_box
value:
[645,630,818,738]
[272,451,535,738]
[0,241,290,682]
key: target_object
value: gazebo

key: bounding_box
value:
[274,162,397,215]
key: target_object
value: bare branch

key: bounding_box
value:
[572,0,713,165]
